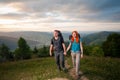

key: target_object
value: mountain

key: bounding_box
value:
[1,31,116,50]
[0,31,90,50]
[83,31,120,45]
[0,32,52,48]
[0,31,70,50]
[0,36,39,50]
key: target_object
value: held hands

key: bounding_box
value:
[81,51,83,58]
[64,51,67,56]
[81,54,83,58]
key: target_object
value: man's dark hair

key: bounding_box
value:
[54,30,63,37]
[54,30,64,40]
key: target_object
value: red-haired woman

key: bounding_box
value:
[67,31,83,76]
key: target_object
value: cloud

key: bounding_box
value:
[1,0,120,22]
[0,0,120,31]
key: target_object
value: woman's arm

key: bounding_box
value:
[67,42,71,52]
[80,42,83,58]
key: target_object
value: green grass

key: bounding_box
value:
[0,57,71,80]
[80,56,120,80]
[0,56,120,80]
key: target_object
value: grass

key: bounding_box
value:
[0,56,120,80]
[0,57,71,80]
[80,56,120,80]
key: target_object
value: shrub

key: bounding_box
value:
[14,37,32,60]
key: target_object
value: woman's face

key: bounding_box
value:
[72,32,76,38]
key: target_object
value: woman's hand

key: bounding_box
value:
[81,53,83,58]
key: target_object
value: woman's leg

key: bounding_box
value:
[71,52,76,68]
[76,52,80,75]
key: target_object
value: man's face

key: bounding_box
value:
[54,31,58,37]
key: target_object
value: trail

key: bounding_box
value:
[65,59,89,80]
[48,78,68,80]
[49,59,89,80]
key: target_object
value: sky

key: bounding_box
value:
[0,0,120,32]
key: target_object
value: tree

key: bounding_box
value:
[83,45,92,56]
[91,46,104,57]
[33,46,38,54]
[0,44,11,61]
[38,45,49,57]
[102,33,120,57]
[14,37,31,60]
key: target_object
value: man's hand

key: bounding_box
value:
[64,51,67,56]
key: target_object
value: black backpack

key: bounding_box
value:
[57,30,64,40]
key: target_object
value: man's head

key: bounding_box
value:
[54,30,59,37]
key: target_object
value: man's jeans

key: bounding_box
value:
[54,51,65,70]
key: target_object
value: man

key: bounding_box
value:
[49,30,66,71]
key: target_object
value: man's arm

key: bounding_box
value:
[62,43,66,55]
[49,44,53,56]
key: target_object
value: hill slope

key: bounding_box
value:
[0,57,120,80]
[0,36,39,50]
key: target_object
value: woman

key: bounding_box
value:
[67,31,83,76]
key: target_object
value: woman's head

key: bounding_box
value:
[71,31,80,43]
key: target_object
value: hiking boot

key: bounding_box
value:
[58,66,62,71]
[75,75,80,80]
[76,72,81,77]
[62,68,68,73]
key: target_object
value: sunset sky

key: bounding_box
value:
[0,0,120,32]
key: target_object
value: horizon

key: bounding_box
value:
[0,0,120,32]
[0,30,120,32]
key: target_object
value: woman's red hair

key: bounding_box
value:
[71,31,79,43]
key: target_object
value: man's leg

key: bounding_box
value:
[59,51,65,69]
[54,52,61,70]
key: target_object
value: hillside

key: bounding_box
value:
[0,36,39,50]
[82,31,120,45]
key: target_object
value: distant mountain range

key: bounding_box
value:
[0,31,70,50]
[0,36,39,50]
[82,31,120,45]
[0,31,119,50]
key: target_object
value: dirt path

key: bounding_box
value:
[65,59,89,80]
[48,78,69,80]
[49,59,89,80]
